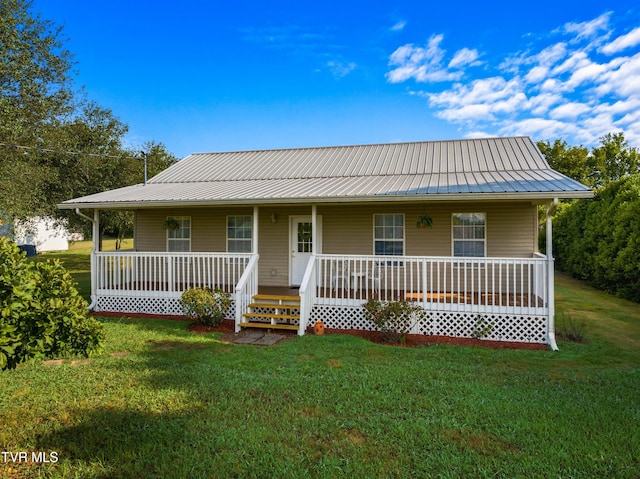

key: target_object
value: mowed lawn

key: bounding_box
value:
[1,244,639,478]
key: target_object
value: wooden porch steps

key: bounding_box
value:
[240,294,301,331]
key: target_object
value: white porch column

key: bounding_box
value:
[91,209,100,308]
[546,198,558,351]
[311,204,317,254]
[252,206,259,254]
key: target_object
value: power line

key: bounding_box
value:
[0,141,139,160]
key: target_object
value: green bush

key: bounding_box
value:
[0,237,104,370]
[554,174,640,302]
[362,299,425,342]
[179,287,231,327]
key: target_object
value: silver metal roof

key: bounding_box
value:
[60,137,593,209]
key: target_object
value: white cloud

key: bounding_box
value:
[549,102,591,119]
[387,10,640,146]
[594,52,640,97]
[428,77,522,109]
[387,34,478,83]
[525,66,549,84]
[601,27,640,54]
[326,60,356,78]
[390,20,407,32]
[436,104,494,122]
[448,48,481,69]
[562,12,611,42]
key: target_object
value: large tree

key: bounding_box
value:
[0,0,177,241]
[0,0,76,219]
[537,132,639,190]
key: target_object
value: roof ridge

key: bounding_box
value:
[187,136,532,156]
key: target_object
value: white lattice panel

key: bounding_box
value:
[310,305,547,344]
[95,295,236,318]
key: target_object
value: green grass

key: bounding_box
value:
[1,248,639,478]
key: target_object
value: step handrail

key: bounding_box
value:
[298,255,318,336]
[234,254,259,332]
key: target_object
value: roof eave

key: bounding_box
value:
[58,190,594,210]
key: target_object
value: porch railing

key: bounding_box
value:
[234,254,259,332]
[298,255,318,335]
[313,254,549,315]
[95,251,254,295]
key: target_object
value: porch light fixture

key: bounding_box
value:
[271,214,278,224]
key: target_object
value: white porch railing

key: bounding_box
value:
[313,254,549,316]
[298,255,318,336]
[234,255,259,332]
[95,251,254,296]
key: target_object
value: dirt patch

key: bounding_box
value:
[147,339,211,351]
[320,328,548,350]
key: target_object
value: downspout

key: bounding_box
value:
[75,208,98,311]
[546,198,559,351]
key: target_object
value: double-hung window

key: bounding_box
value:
[227,215,253,253]
[374,214,404,257]
[166,216,191,252]
[452,213,486,257]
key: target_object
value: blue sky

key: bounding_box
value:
[37,1,640,158]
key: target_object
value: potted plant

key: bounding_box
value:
[163,218,180,231]
[416,213,433,229]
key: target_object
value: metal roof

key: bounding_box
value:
[59,137,593,209]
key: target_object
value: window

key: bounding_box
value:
[227,215,252,253]
[374,214,404,256]
[166,216,191,252]
[452,213,486,257]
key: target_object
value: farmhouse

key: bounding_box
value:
[59,137,593,349]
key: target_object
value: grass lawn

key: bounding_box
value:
[1,245,639,478]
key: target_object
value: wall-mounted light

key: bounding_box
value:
[271,214,278,224]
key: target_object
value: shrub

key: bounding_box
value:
[179,287,231,327]
[0,237,105,370]
[555,311,587,343]
[362,299,425,342]
[553,174,640,302]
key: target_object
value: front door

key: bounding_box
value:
[289,216,321,286]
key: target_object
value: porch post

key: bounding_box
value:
[252,206,259,254]
[311,204,317,254]
[91,209,100,309]
[546,199,558,351]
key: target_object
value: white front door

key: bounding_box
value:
[289,216,321,287]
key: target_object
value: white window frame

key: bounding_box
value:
[226,215,253,253]
[373,214,405,259]
[452,212,486,258]
[166,216,191,252]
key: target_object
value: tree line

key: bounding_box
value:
[0,0,177,244]
[537,134,640,303]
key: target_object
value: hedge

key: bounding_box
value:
[553,174,640,302]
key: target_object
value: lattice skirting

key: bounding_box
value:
[309,305,548,344]
[95,295,236,318]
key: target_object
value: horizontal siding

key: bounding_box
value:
[134,202,538,286]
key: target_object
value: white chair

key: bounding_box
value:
[332,262,350,293]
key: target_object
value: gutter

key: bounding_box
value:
[57,190,595,211]
[74,208,97,311]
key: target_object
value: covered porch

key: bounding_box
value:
[91,248,553,345]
